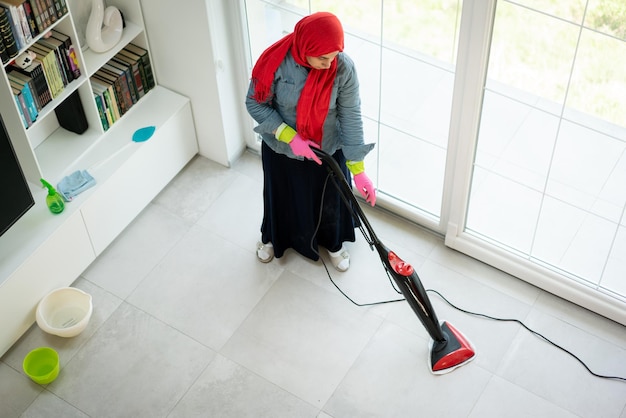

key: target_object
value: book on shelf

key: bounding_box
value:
[41,0,55,25]
[91,76,119,126]
[37,34,73,84]
[50,0,59,18]
[94,93,108,130]
[21,0,37,38]
[116,49,149,97]
[0,10,9,63]
[99,64,133,114]
[46,0,59,19]
[0,0,38,49]
[30,40,68,94]
[9,82,29,125]
[27,43,57,94]
[28,43,63,99]
[9,77,37,122]
[33,40,66,88]
[8,68,41,110]
[91,79,112,130]
[9,80,38,128]
[49,29,80,79]
[15,1,32,44]
[13,97,28,128]
[34,36,74,86]
[92,71,119,117]
[122,43,155,91]
[53,0,65,18]
[10,60,51,108]
[105,58,137,105]
[31,0,51,31]
[91,75,118,118]
[67,43,79,77]
[11,84,30,128]
[27,0,44,34]
[91,70,125,123]
[113,51,144,99]
[102,78,119,121]
[91,83,109,131]
[0,5,19,58]
[0,1,24,51]
[0,32,8,63]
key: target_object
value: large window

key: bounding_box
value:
[467,0,626,299]
[241,0,626,322]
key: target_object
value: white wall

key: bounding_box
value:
[140,0,252,167]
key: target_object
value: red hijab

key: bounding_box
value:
[251,12,344,145]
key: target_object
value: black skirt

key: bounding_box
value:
[261,141,358,261]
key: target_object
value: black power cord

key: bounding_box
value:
[311,172,405,307]
[312,170,626,382]
[426,288,626,382]
[324,260,626,382]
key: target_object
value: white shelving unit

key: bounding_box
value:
[0,0,157,186]
[0,0,198,355]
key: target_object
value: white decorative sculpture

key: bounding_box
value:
[86,0,123,53]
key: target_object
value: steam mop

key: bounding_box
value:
[313,148,476,374]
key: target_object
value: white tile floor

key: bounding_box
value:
[2,151,626,418]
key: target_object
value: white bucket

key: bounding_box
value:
[36,287,93,337]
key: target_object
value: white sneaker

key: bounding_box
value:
[328,245,350,272]
[256,242,274,263]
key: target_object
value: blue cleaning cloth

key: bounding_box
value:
[57,170,96,201]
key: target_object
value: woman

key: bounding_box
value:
[246,11,375,272]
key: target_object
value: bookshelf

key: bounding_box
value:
[0,0,198,356]
[0,0,159,185]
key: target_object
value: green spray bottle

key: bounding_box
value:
[40,179,65,214]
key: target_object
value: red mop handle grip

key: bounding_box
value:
[388,251,414,276]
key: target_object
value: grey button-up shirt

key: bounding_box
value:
[246,51,374,162]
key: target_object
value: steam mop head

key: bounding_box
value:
[429,321,476,374]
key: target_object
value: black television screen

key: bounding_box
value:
[0,113,34,237]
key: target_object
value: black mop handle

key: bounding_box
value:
[311,150,476,373]
[312,147,447,343]
[311,148,380,245]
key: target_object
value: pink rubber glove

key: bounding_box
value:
[353,172,376,206]
[289,134,322,165]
